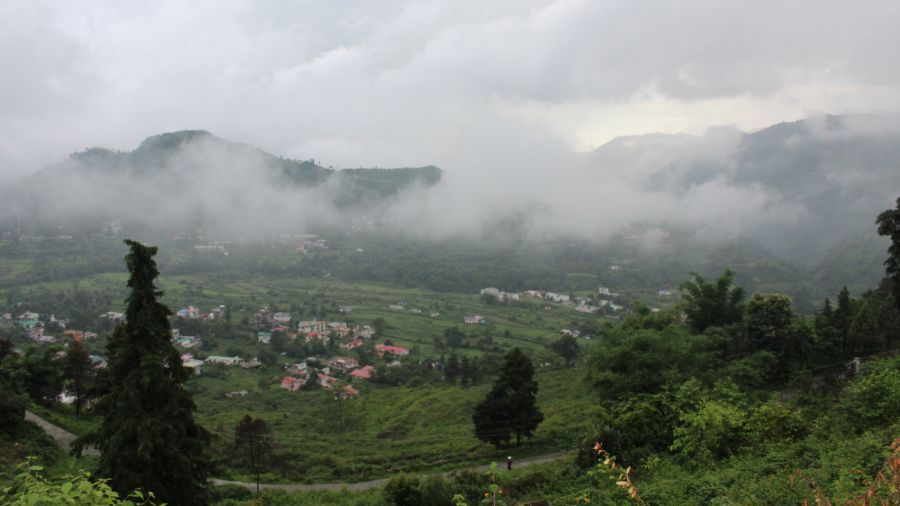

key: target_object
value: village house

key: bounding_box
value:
[285,362,309,376]
[560,329,581,338]
[523,290,544,298]
[273,312,292,323]
[255,308,273,326]
[342,385,359,397]
[257,331,272,344]
[480,287,520,302]
[205,355,244,366]
[545,292,571,303]
[181,354,204,373]
[339,305,353,314]
[63,330,85,341]
[575,304,599,314]
[389,304,405,311]
[350,365,375,380]
[89,355,107,369]
[281,376,303,391]
[407,307,423,315]
[175,336,201,349]
[341,338,364,351]
[304,331,329,344]
[225,390,248,398]
[100,311,124,321]
[18,311,39,321]
[208,305,227,319]
[464,314,486,325]
[329,321,350,337]
[480,287,502,298]
[354,325,376,338]
[317,373,339,389]
[297,320,327,335]
[658,289,675,299]
[241,357,263,369]
[375,344,410,358]
[17,316,40,329]
[176,306,201,319]
[327,356,360,372]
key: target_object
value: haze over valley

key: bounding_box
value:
[3,2,900,505]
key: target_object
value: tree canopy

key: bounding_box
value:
[680,269,745,333]
[473,348,543,447]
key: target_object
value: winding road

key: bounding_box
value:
[209,451,569,492]
[24,409,569,492]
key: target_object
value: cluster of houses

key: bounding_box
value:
[248,305,416,397]
[254,308,377,346]
[2,310,101,345]
[278,343,409,398]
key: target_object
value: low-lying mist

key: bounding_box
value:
[3,113,900,265]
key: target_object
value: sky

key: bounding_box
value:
[2,0,900,179]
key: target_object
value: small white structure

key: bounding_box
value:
[204,355,244,366]
[464,314,486,325]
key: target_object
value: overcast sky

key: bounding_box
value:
[2,0,900,178]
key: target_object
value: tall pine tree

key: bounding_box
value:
[86,240,209,505]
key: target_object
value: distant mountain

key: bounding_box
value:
[38,130,441,201]
[0,130,441,238]
[587,114,900,265]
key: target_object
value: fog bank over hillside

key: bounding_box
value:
[385,113,900,263]
[2,114,899,266]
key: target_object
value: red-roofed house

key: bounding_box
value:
[281,376,302,391]
[350,365,375,380]
[375,344,410,358]
[342,385,359,397]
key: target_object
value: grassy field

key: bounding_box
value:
[3,270,599,483]
[196,365,591,483]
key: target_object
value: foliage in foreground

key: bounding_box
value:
[1,458,157,506]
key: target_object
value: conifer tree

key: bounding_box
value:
[847,300,885,356]
[473,348,543,447]
[877,196,900,307]
[62,339,93,415]
[833,286,854,354]
[86,240,209,505]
